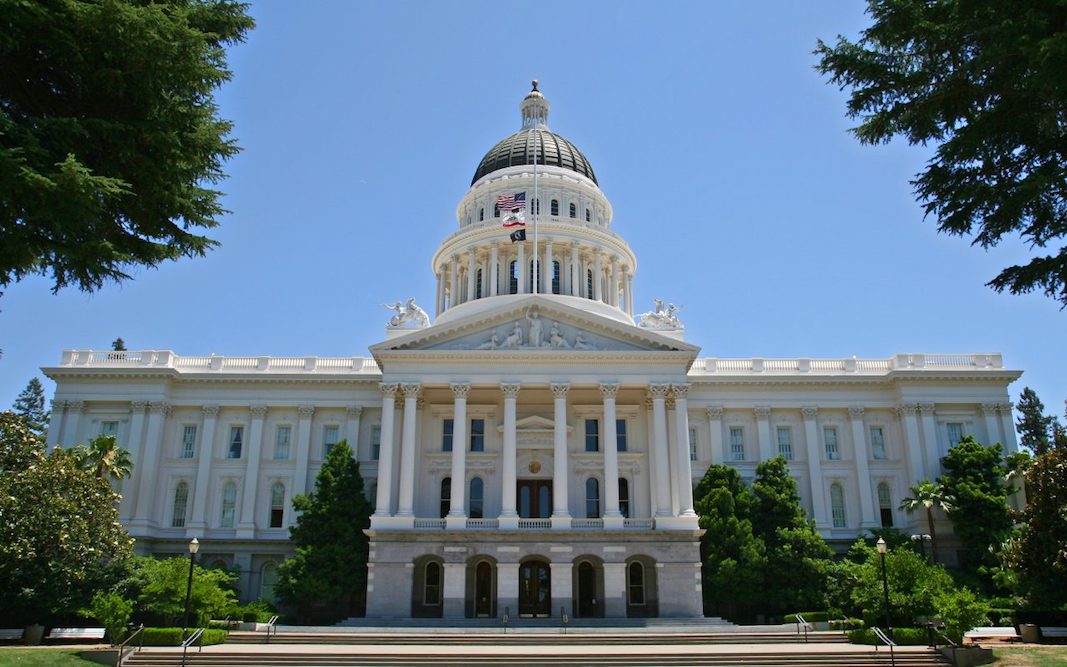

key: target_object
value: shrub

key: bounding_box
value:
[829,618,865,630]
[848,627,929,645]
[934,588,991,644]
[987,608,1014,627]
[141,627,227,646]
[784,611,829,623]
[86,592,133,645]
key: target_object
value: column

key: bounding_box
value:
[601,383,623,528]
[672,385,696,518]
[551,383,571,528]
[569,242,579,296]
[517,244,526,294]
[133,401,169,528]
[499,383,520,528]
[45,400,64,451]
[373,384,399,519]
[396,383,421,519]
[63,400,84,447]
[802,407,829,530]
[188,405,219,533]
[897,404,926,484]
[435,269,444,316]
[918,402,939,479]
[466,250,476,302]
[293,405,314,498]
[344,405,362,458]
[849,407,878,528]
[603,562,627,618]
[489,243,500,296]
[980,403,1001,447]
[755,406,773,460]
[706,407,724,466]
[622,268,632,317]
[119,401,149,521]
[666,396,678,514]
[238,405,267,537]
[649,385,673,518]
[446,383,470,529]
[593,252,603,302]
[544,240,554,293]
[997,403,1019,450]
[448,256,458,309]
[609,258,620,307]
[645,396,659,517]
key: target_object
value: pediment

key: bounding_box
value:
[370,295,700,356]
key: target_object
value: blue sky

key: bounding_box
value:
[2,1,1064,430]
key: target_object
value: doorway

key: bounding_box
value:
[518,560,551,617]
[517,480,552,518]
[474,560,494,617]
[576,560,598,617]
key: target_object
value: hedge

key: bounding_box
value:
[784,612,829,623]
[141,628,228,646]
[848,628,929,646]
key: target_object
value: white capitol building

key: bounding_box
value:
[43,84,1021,620]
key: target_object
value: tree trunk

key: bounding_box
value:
[926,506,939,563]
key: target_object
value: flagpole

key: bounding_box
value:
[532,127,538,295]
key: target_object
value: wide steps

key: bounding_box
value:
[225,631,849,645]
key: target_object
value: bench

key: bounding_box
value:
[45,627,106,642]
[0,629,23,641]
[1041,627,1067,641]
[964,627,1020,643]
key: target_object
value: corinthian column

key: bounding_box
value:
[396,383,421,520]
[499,383,520,528]
[601,383,623,528]
[672,385,695,518]
[551,383,571,528]
[446,383,470,529]
[802,406,829,531]
[849,406,877,528]
[489,243,500,296]
[372,384,398,519]
[649,385,673,518]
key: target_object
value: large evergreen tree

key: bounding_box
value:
[275,440,372,622]
[12,377,49,437]
[0,0,254,295]
[816,1,1067,305]
[1016,387,1056,455]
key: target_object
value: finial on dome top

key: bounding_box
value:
[520,80,550,128]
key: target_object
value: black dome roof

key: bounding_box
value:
[471,128,597,186]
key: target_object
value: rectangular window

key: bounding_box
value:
[228,426,243,459]
[274,425,291,460]
[322,425,339,458]
[830,484,847,528]
[585,419,600,452]
[729,427,745,461]
[616,419,627,452]
[100,420,119,437]
[689,427,698,461]
[180,425,197,459]
[947,422,964,446]
[470,418,485,452]
[824,427,840,460]
[442,419,454,452]
[777,426,793,460]
[870,427,887,460]
[220,483,237,528]
[371,425,381,460]
[270,483,285,528]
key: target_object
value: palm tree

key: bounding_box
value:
[84,435,134,480]
[899,479,955,564]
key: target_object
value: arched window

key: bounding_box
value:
[479,207,484,222]
[424,562,442,606]
[220,481,237,528]
[619,478,630,518]
[509,261,518,294]
[830,483,846,528]
[469,477,484,519]
[628,562,645,605]
[475,268,483,299]
[551,260,560,294]
[172,481,189,528]
[569,202,577,218]
[585,478,600,518]
[493,204,500,218]
[270,482,285,528]
[585,208,591,222]
[877,482,894,527]
[529,259,539,293]
[260,562,279,604]
[586,269,594,300]
[534,198,541,215]
[440,477,451,518]
[550,199,559,216]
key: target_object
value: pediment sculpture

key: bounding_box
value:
[638,298,683,330]
[474,308,598,350]
[385,298,430,329]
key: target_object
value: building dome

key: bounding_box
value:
[470,81,598,186]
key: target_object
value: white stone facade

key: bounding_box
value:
[42,85,1021,620]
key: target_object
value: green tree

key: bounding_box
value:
[1016,387,1056,455]
[815,1,1067,305]
[940,436,1014,588]
[845,540,954,627]
[0,411,133,624]
[0,0,254,296]
[70,434,134,480]
[132,556,237,626]
[86,591,134,645]
[933,587,991,644]
[112,338,127,352]
[899,480,955,564]
[275,440,373,623]
[12,377,49,437]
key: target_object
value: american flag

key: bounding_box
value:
[497,192,526,228]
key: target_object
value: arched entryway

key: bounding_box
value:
[518,559,551,617]
[465,557,497,618]
[572,557,605,618]
[626,556,659,618]
[411,556,444,618]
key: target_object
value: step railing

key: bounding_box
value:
[180,627,205,667]
[264,615,280,644]
[116,624,144,667]
[794,613,811,643]
[871,626,896,667]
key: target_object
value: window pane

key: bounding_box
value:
[947,423,964,445]
[371,426,381,460]
[270,483,285,528]
[323,425,339,457]
[616,419,627,452]
[830,484,846,528]
[871,427,887,460]
[172,482,188,528]
[585,419,599,452]
[824,427,839,460]
[275,426,291,460]
[730,427,744,461]
[777,427,793,460]
[470,419,485,452]
[181,425,197,459]
[469,477,484,519]
[628,562,645,605]
[442,419,454,452]
[585,478,600,518]
[228,427,243,459]
[619,478,630,518]
[689,427,698,461]
[221,482,237,527]
[440,478,451,518]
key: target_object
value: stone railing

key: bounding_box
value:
[690,353,1004,376]
[54,350,380,374]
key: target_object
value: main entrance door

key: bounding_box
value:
[576,561,598,617]
[517,480,552,518]
[518,560,551,617]
[474,561,493,617]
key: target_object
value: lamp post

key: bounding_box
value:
[877,537,892,638]
[911,534,932,561]
[181,538,199,641]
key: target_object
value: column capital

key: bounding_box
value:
[918,402,936,414]
[402,383,422,399]
[379,382,399,397]
[672,384,690,399]
[550,383,570,399]
[997,401,1014,413]
[848,406,865,419]
[500,382,521,399]
[754,406,771,420]
[66,400,84,412]
[599,383,620,399]
[250,405,268,418]
[202,404,220,417]
[896,403,919,417]
[665,396,676,410]
[149,401,170,415]
[298,405,315,418]
[346,405,363,417]
[801,406,819,419]
[706,406,724,420]
[648,383,671,400]
[980,402,999,415]
[131,400,150,411]
[450,383,472,399]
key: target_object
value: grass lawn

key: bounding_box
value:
[0,649,102,666]
[993,646,1067,667]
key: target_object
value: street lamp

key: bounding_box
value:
[181,538,199,641]
[911,534,932,561]
[877,537,892,638]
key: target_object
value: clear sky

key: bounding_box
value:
[2,1,1064,431]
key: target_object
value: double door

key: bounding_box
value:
[518,479,552,518]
